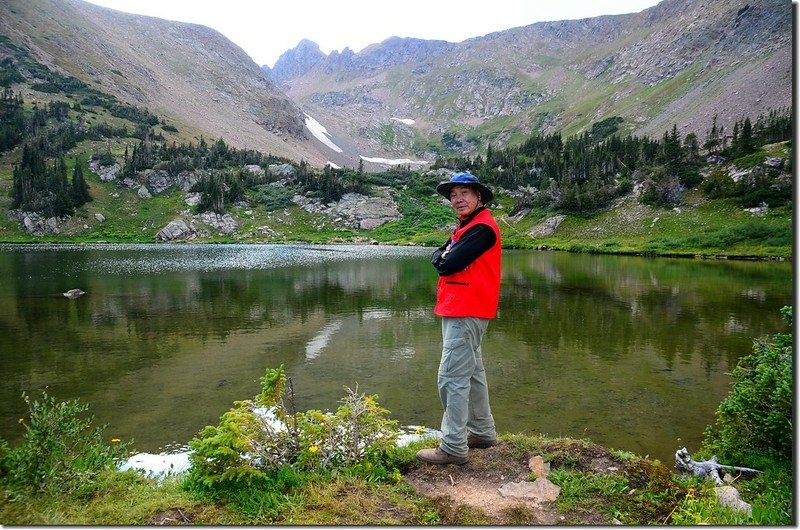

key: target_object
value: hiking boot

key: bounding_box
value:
[416,447,468,465]
[467,434,497,449]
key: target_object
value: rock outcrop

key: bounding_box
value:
[292,187,401,230]
[155,220,195,241]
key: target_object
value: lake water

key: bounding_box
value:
[0,243,791,465]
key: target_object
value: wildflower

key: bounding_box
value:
[309,445,319,453]
[415,425,425,435]
[18,418,24,424]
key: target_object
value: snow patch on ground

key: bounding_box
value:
[304,113,343,153]
[360,155,428,166]
[120,451,191,479]
[305,114,429,167]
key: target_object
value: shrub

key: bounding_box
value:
[0,390,132,495]
[700,168,735,199]
[251,184,295,211]
[91,151,116,167]
[639,166,682,207]
[186,366,400,492]
[701,307,792,464]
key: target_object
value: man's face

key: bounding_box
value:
[449,185,481,217]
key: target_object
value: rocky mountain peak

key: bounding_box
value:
[268,36,457,84]
[274,0,790,166]
[268,38,327,84]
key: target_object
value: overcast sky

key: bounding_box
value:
[83,0,663,68]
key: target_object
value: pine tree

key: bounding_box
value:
[71,160,91,207]
[739,117,754,156]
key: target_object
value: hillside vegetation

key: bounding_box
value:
[0,74,792,260]
[0,15,792,259]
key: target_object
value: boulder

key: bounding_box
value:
[89,160,121,181]
[143,170,172,194]
[184,192,202,206]
[198,212,238,235]
[155,219,195,241]
[268,163,296,177]
[14,211,61,235]
[715,485,752,516]
[293,187,401,230]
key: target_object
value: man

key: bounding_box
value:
[416,171,501,465]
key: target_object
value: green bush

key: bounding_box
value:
[186,365,401,493]
[731,151,768,169]
[701,307,792,464]
[0,390,132,495]
[251,184,295,211]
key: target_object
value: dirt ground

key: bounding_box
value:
[403,439,672,525]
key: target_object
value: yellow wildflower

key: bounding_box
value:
[309,445,319,453]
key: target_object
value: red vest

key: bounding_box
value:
[434,208,502,319]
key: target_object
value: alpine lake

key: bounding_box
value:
[0,243,791,466]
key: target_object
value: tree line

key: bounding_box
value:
[2,74,792,219]
[433,109,792,212]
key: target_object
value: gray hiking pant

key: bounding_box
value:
[437,316,497,458]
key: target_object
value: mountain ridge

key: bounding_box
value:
[267,0,791,168]
[0,0,792,171]
[0,0,329,165]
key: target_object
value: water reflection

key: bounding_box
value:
[0,244,791,465]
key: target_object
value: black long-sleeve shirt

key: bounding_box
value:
[431,207,497,276]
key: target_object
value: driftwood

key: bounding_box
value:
[675,447,762,484]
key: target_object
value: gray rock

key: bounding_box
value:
[293,187,401,230]
[15,211,61,235]
[89,160,121,182]
[184,192,202,206]
[143,170,171,194]
[268,163,296,177]
[744,202,769,216]
[715,485,752,516]
[198,212,238,235]
[529,215,566,237]
[498,478,561,504]
[95,213,106,222]
[156,219,194,241]
[244,164,265,177]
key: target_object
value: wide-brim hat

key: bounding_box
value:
[436,171,494,204]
